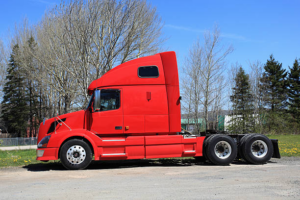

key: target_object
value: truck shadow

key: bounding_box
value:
[22,158,277,172]
[22,159,209,172]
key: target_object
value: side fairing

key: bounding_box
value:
[160,52,181,133]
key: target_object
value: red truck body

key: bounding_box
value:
[36,51,280,169]
[36,51,205,163]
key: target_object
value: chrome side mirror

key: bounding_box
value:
[94,90,101,111]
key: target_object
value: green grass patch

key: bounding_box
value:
[267,135,300,157]
[0,149,56,168]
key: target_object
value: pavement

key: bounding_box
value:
[0,145,37,151]
[0,157,299,200]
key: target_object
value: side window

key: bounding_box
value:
[100,89,120,111]
[138,66,159,78]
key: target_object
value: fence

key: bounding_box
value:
[0,137,37,146]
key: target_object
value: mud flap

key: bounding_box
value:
[271,139,281,158]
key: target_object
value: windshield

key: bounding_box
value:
[85,94,94,110]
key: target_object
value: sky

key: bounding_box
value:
[0,0,299,74]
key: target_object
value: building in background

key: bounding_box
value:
[181,110,231,133]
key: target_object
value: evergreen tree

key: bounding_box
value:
[229,67,254,134]
[288,59,300,128]
[1,45,29,137]
[25,36,40,137]
[260,55,288,132]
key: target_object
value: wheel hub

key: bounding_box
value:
[251,140,268,158]
[252,145,260,152]
[66,145,86,165]
[216,146,225,153]
[73,152,79,158]
[214,141,232,159]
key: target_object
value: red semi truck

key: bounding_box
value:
[36,51,280,170]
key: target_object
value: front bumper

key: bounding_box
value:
[36,147,59,161]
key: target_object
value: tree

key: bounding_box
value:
[23,36,40,137]
[182,41,203,133]
[1,45,29,137]
[183,26,233,133]
[260,55,288,132]
[229,67,254,134]
[0,39,7,96]
[288,59,300,131]
[249,60,265,133]
[14,0,164,116]
[210,76,225,130]
[0,39,8,132]
[199,27,233,131]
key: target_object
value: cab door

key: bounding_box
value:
[91,89,123,134]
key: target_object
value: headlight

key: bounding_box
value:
[38,135,51,148]
[36,150,44,157]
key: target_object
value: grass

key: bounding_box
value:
[0,135,300,168]
[267,135,300,157]
[0,149,54,168]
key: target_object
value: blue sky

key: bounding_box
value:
[0,0,299,73]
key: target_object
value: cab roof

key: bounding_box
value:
[88,51,179,95]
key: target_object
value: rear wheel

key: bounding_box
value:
[60,139,93,170]
[240,134,273,164]
[238,134,253,158]
[204,134,237,165]
[203,135,214,161]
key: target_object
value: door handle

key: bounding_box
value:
[115,126,122,130]
[147,92,151,101]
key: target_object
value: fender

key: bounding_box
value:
[47,129,100,160]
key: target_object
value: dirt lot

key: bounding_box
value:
[0,157,299,200]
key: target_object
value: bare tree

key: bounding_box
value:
[182,40,204,133]
[183,26,233,132]
[181,73,198,132]
[11,0,164,117]
[52,0,164,107]
[201,27,233,130]
[227,62,241,128]
[210,76,226,130]
[249,60,264,133]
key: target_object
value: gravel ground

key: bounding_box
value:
[0,157,299,200]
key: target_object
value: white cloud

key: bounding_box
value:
[165,24,263,42]
[165,24,205,33]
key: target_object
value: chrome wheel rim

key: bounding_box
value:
[214,141,232,159]
[66,145,86,165]
[251,140,268,158]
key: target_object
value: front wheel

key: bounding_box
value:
[204,134,237,165]
[60,139,93,170]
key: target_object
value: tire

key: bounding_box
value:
[60,139,93,170]
[238,134,253,159]
[240,134,273,164]
[204,134,237,165]
[203,135,215,162]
